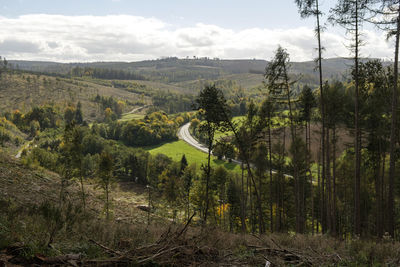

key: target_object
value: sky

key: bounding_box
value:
[0,0,394,62]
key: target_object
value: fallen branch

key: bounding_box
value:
[156,226,172,244]
[88,239,123,257]
[137,246,184,264]
[176,212,196,238]
[35,254,81,264]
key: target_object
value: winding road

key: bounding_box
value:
[178,122,293,178]
[178,123,210,154]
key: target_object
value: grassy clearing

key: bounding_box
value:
[144,140,241,173]
[119,113,145,121]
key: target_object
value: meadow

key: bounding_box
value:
[119,113,145,121]
[144,140,241,173]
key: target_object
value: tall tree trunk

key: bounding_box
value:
[80,174,86,210]
[326,127,332,233]
[277,128,286,232]
[305,123,309,232]
[388,2,400,238]
[187,193,190,221]
[268,119,274,232]
[249,177,255,233]
[332,126,337,236]
[106,183,109,219]
[240,163,246,233]
[381,152,386,236]
[354,3,361,236]
[258,169,263,232]
[317,135,322,234]
[204,124,214,224]
[283,64,303,233]
[316,0,327,234]
[376,139,383,237]
[308,121,314,234]
[221,111,265,233]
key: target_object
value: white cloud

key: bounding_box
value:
[0,14,394,62]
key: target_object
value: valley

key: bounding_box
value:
[2,0,400,265]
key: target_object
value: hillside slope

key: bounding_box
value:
[1,153,400,266]
[0,153,149,221]
[9,57,360,85]
[0,72,148,121]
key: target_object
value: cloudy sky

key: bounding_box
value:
[0,0,394,62]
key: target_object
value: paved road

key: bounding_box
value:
[178,122,293,178]
[178,123,211,154]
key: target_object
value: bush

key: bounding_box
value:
[28,147,58,171]
[0,127,11,146]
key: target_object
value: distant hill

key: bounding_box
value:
[9,57,373,86]
[11,57,393,92]
[3,57,392,118]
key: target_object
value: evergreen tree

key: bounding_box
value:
[299,85,316,233]
[75,101,83,124]
[195,84,229,224]
[368,0,400,237]
[295,0,327,233]
[180,154,188,175]
[329,0,369,236]
[265,46,305,233]
[258,97,276,232]
[98,151,114,219]
[183,164,196,220]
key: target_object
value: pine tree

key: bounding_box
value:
[195,84,229,224]
[98,151,114,219]
[329,0,369,236]
[265,46,305,233]
[258,98,276,231]
[295,0,327,233]
[75,101,83,124]
[299,85,317,233]
[180,154,188,175]
[368,0,400,238]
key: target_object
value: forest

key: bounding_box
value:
[2,0,400,266]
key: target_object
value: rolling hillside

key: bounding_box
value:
[0,72,150,121]
[9,57,378,89]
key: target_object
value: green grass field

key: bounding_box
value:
[119,113,145,121]
[144,140,241,173]
[143,115,291,175]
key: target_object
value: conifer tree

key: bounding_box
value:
[330,0,369,236]
[98,151,114,219]
[195,84,229,224]
[368,0,400,237]
[295,0,327,233]
[299,85,316,232]
[265,46,305,233]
